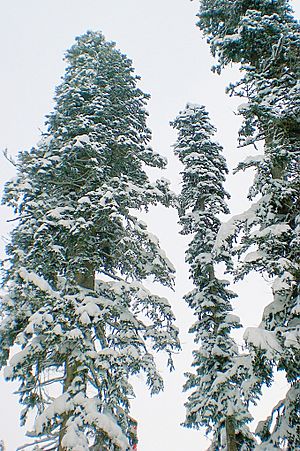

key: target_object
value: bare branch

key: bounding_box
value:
[3,148,17,167]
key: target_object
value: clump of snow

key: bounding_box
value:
[78,196,92,204]
[47,206,74,219]
[9,347,31,369]
[291,296,300,315]
[35,393,70,434]
[19,267,59,299]
[61,425,88,451]
[272,272,294,293]
[53,324,64,335]
[3,366,13,379]
[68,328,83,339]
[244,250,264,263]
[224,313,240,324]
[243,327,282,359]
[251,223,290,239]
[237,102,251,112]
[214,199,262,250]
[79,311,91,325]
[283,329,299,348]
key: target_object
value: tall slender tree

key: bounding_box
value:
[172,103,256,450]
[196,0,300,447]
[0,31,179,450]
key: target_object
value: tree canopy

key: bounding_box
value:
[196,0,300,448]
[0,31,179,450]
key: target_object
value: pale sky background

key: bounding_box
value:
[0,1,299,450]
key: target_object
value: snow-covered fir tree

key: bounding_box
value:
[196,0,300,448]
[0,31,180,450]
[172,104,256,450]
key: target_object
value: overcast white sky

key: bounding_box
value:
[0,1,299,450]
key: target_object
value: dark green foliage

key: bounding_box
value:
[196,0,300,447]
[0,31,179,450]
[172,104,255,449]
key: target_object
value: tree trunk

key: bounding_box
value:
[58,262,95,450]
[226,416,238,451]
[58,359,78,450]
[89,432,112,450]
[76,261,95,290]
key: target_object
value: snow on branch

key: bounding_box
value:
[18,267,60,299]
[243,327,282,359]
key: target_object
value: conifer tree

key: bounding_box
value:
[0,31,179,450]
[196,1,300,447]
[172,104,255,450]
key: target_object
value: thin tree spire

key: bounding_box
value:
[172,103,254,450]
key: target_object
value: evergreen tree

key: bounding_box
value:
[0,31,179,450]
[172,104,255,450]
[196,0,300,448]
